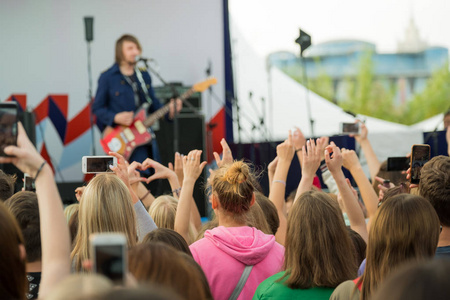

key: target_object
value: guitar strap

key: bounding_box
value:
[135,67,153,107]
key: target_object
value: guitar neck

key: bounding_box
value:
[143,88,195,127]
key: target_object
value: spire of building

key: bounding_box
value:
[397,17,427,53]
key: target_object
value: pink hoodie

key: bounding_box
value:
[190,226,284,300]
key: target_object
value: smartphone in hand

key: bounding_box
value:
[410,144,431,184]
[90,233,127,285]
[341,122,360,135]
[0,102,19,157]
[82,156,117,174]
[387,157,410,171]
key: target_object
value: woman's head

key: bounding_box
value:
[129,242,212,300]
[282,190,357,289]
[360,194,440,300]
[71,174,137,271]
[148,195,178,230]
[210,161,255,222]
[0,201,27,300]
[143,228,192,256]
[246,199,272,234]
[254,192,279,235]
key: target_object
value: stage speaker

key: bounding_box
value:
[0,111,36,193]
[155,113,207,216]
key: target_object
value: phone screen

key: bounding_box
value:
[86,157,115,173]
[341,123,359,134]
[24,175,36,192]
[410,145,430,184]
[387,157,410,171]
[0,103,18,156]
[95,244,125,284]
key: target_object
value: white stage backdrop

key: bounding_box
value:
[0,0,226,182]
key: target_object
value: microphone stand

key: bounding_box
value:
[86,37,96,155]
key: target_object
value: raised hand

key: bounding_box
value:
[316,136,330,161]
[350,120,367,143]
[291,127,306,151]
[0,122,46,177]
[341,148,361,173]
[168,152,184,185]
[276,132,295,163]
[213,138,233,168]
[182,150,207,184]
[301,139,321,178]
[142,158,177,184]
[324,142,343,174]
[109,152,133,188]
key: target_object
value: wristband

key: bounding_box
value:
[34,161,47,182]
[272,180,286,186]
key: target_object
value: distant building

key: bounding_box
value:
[268,18,449,104]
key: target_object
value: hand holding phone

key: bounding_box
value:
[410,144,431,184]
[0,102,19,157]
[90,233,127,285]
[82,156,117,174]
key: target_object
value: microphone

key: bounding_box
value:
[136,56,154,63]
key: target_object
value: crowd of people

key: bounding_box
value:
[1,32,450,300]
[0,115,449,300]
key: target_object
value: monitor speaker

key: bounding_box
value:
[154,113,207,216]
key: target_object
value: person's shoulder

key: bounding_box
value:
[100,63,120,78]
[253,271,286,300]
[330,280,358,300]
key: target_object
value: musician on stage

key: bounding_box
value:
[92,34,181,164]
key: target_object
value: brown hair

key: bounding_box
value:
[129,242,212,300]
[0,169,16,201]
[115,34,142,64]
[347,228,367,267]
[246,199,272,234]
[255,192,279,235]
[210,161,255,223]
[143,228,192,256]
[68,209,79,247]
[371,259,450,300]
[359,194,440,300]
[281,191,357,289]
[0,201,27,300]
[5,191,41,263]
[419,156,450,226]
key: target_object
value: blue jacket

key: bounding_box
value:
[92,63,162,132]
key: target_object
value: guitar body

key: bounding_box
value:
[100,109,152,160]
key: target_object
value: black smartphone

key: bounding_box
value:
[0,102,19,157]
[387,157,410,171]
[341,122,360,135]
[410,144,431,184]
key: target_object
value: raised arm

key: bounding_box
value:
[341,149,379,221]
[295,138,321,200]
[0,123,70,298]
[325,143,368,242]
[268,134,295,245]
[351,121,381,181]
[175,150,206,243]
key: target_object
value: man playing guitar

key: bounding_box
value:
[92,34,181,165]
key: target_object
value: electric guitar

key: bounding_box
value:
[100,77,217,160]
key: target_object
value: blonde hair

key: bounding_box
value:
[64,203,79,224]
[210,161,255,224]
[149,195,178,230]
[148,195,197,244]
[70,174,137,271]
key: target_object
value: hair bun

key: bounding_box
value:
[223,161,248,185]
